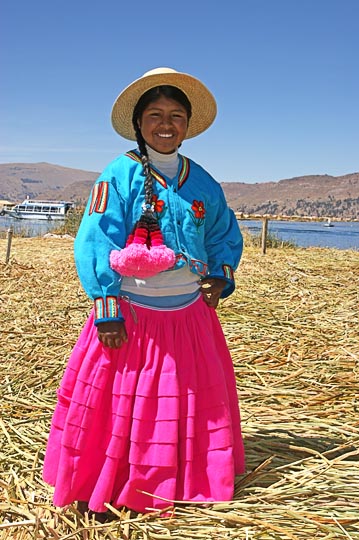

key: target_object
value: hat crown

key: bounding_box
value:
[142,67,178,77]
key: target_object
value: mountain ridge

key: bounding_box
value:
[0,162,358,219]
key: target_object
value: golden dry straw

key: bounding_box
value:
[1,237,358,539]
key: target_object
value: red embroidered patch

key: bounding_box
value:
[191,200,206,219]
[188,200,206,230]
[89,182,109,214]
[222,264,234,281]
[151,194,165,213]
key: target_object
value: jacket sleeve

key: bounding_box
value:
[204,185,243,298]
[74,174,129,325]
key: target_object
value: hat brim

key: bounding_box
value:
[111,70,217,141]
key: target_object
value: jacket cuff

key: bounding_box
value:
[94,296,124,325]
[207,264,236,299]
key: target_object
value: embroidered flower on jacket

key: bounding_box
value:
[188,200,206,230]
[151,194,166,218]
[192,200,206,218]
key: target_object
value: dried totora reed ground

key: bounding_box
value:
[0,236,358,539]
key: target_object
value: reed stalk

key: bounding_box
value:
[1,238,358,539]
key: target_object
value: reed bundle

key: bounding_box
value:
[1,237,358,539]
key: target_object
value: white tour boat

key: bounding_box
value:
[324,218,334,227]
[1,199,75,220]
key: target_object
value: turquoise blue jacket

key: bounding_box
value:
[74,150,243,324]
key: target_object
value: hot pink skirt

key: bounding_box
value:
[43,297,245,513]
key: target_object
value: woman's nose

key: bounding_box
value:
[160,115,171,126]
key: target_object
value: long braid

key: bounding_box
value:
[133,124,154,211]
[132,123,158,236]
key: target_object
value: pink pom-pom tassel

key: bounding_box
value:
[147,245,176,271]
[110,243,175,278]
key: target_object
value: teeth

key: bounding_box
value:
[158,133,172,138]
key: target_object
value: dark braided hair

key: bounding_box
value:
[132,86,192,214]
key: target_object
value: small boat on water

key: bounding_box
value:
[1,198,75,220]
[324,218,334,228]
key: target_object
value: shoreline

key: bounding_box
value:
[235,212,359,223]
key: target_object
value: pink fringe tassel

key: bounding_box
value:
[110,245,176,278]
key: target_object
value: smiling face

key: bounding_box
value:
[137,95,189,154]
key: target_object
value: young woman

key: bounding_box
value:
[43,67,245,517]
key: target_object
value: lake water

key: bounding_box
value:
[239,219,359,250]
[0,215,61,237]
[1,215,358,251]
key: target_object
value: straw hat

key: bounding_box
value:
[111,67,217,141]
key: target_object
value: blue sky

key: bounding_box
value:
[1,0,358,183]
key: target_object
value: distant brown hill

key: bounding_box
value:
[222,173,359,219]
[0,162,358,219]
[0,162,99,202]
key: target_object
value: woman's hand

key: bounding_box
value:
[200,278,228,309]
[97,321,128,349]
